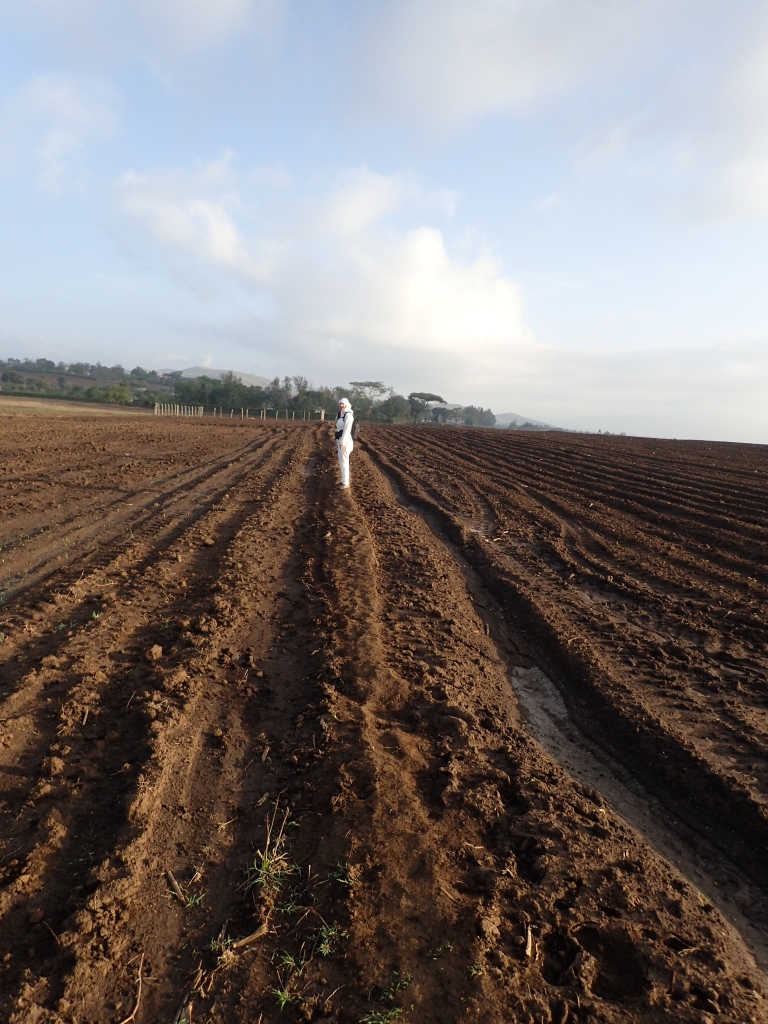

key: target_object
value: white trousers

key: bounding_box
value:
[337,444,351,486]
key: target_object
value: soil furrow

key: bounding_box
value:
[363,428,768,894]
[311,447,766,1022]
[0,428,286,606]
[1,417,767,1023]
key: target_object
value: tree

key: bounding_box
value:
[408,392,445,423]
[349,381,388,402]
[347,381,388,420]
[105,385,132,405]
[373,393,410,423]
[462,405,496,427]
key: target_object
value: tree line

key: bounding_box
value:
[0,357,497,425]
[174,375,496,426]
[0,357,178,406]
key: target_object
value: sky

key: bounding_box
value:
[1,1,768,441]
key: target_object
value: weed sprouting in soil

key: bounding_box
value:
[467,962,484,978]
[360,1010,402,1024]
[329,861,356,887]
[311,923,348,957]
[277,873,311,915]
[271,986,296,1011]
[246,804,299,897]
[381,970,412,1002]
[278,950,309,976]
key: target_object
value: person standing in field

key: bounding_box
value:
[335,397,354,488]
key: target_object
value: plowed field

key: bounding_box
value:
[1,416,767,1024]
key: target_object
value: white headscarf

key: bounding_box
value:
[338,398,351,412]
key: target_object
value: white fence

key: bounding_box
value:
[154,404,326,421]
[154,404,204,416]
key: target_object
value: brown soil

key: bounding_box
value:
[0,416,766,1024]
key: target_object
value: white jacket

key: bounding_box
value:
[336,410,354,451]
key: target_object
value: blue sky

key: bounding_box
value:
[1,1,767,440]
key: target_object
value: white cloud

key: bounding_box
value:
[535,193,561,213]
[565,4,768,223]
[353,0,686,128]
[316,168,411,237]
[285,226,527,355]
[0,0,287,66]
[116,156,529,369]
[0,73,117,192]
[688,22,768,219]
[113,155,768,442]
[136,0,255,51]
[513,341,768,442]
[116,157,273,286]
[313,167,459,237]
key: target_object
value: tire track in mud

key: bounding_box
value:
[363,430,768,906]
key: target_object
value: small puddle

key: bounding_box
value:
[509,663,768,975]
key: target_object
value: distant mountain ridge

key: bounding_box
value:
[495,411,560,429]
[177,366,272,388]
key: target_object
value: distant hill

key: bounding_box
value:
[177,366,272,388]
[495,412,561,430]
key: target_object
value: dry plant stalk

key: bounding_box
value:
[166,869,185,902]
[117,952,144,1024]
[231,921,269,950]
